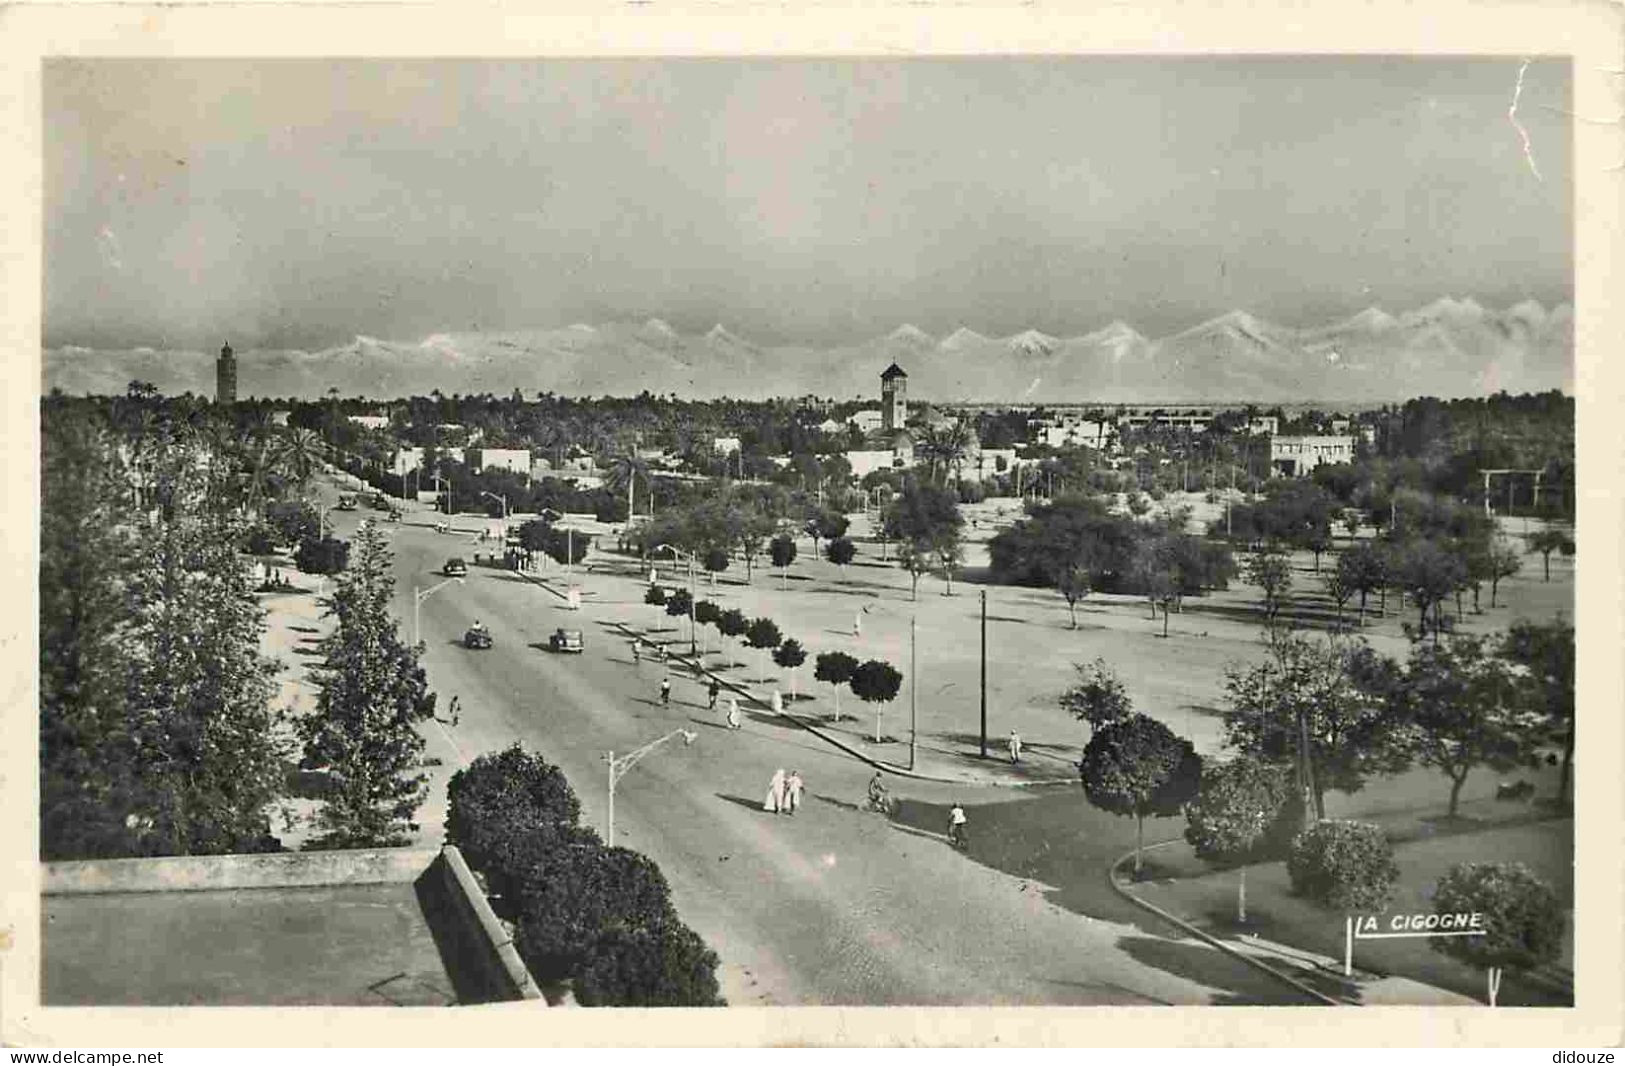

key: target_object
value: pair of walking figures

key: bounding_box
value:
[764,768,803,814]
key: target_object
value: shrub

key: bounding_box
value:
[701,546,730,575]
[1430,862,1564,1001]
[692,599,721,626]
[575,920,725,1006]
[507,842,677,984]
[744,617,782,652]
[773,638,806,671]
[825,536,856,567]
[295,535,349,575]
[717,608,748,639]
[769,534,797,571]
[446,745,582,871]
[957,480,986,505]
[243,524,278,555]
[664,588,693,617]
[1286,820,1399,911]
[644,585,667,607]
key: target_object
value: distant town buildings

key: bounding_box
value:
[215,342,236,405]
[1270,435,1354,477]
[348,415,391,431]
[712,436,742,457]
[471,448,530,476]
[848,410,883,434]
[1246,415,1280,435]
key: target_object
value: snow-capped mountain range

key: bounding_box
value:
[44,297,1572,402]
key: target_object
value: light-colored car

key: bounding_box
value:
[548,628,585,654]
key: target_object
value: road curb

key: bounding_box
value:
[605,621,1065,789]
[1106,840,1344,1006]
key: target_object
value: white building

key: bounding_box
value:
[1246,416,1280,436]
[817,418,846,435]
[848,410,883,433]
[1269,435,1354,477]
[1039,420,1114,451]
[847,431,915,479]
[390,446,465,476]
[713,436,742,456]
[347,415,391,431]
[471,448,531,475]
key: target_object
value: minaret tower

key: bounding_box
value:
[216,342,237,404]
[880,362,908,433]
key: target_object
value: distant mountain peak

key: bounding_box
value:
[705,323,754,348]
[939,326,990,350]
[1006,328,1060,356]
[642,318,677,338]
[887,323,935,345]
[1334,307,1398,333]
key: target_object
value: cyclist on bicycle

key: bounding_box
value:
[867,772,890,811]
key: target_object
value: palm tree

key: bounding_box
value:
[605,454,651,523]
[916,422,974,486]
[276,428,324,494]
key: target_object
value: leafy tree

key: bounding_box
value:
[517,521,591,567]
[121,438,288,856]
[805,509,849,554]
[1304,527,1334,573]
[295,535,350,575]
[1485,537,1523,607]
[1501,619,1575,807]
[1391,537,1467,643]
[505,838,676,984]
[735,511,776,582]
[40,412,142,858]
[1058,658,1134,737]
[664,587,693,618]
[1244,550,1292,625]
[883,481,964,601]
[701,546,731,586]
[824,536,856,570]
[1336,542,1387,626]
[1322,566,1354,627]
[692,599,721,627]
[1183,756,1298,921]
[1079,713,1202,876]
[298,523,438,849]
[446,745,581,871]
[717,607,749,665]
[265,498,321,547]
[1286,820,1399,911]
[1524,527,1574,582]
[850,659,904,743]
[575,919,725,1007]
[1387,635,1537,817]
[1430,862,1565,1006]
[1221,629,1409,821]
[770,533,797,589]
[745,617,783,679]
[773,638,807,696]
[814,650,859,721]
[644,585,668,607]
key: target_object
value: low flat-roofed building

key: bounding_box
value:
[471,447,530,475]
[848,410,883,433]
[713,436,742,456]
[42,847,545,1007]
[1246,415,1280,435]
[1269,434,1354,477]
[391,447,465,476]
[348,415,391,431]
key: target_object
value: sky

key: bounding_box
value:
[44,56,1572,351]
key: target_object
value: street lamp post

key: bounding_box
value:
[480,490,509,521]
[413,575,465,646]
[604,728,697,843]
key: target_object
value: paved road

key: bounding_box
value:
[325,495,1300,1006]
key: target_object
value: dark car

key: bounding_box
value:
[336,494,358,511]
[463,625,493,650]
[548,628,585,654]
[444,557,468,577]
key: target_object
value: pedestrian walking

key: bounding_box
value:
[726,696,742,730]
[659,675,672,707]
[763,768,787,813]
[770,689,784,715]
[1008,730,1023,764]
[854,611,862,638]
[785,770,804,814]
[632,640,641,664]
[708,678,721,711]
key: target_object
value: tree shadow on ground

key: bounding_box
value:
[1190,907,1361,1003]
[1112,935,1320,1005]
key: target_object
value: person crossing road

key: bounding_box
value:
[659,674,672,707]
[707,677,721,711]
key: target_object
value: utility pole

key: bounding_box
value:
[909,615,918,771]
[979,588,988,759]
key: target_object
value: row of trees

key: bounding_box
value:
[988,495,1236,629]
[41,393,448,860]
[643,589,906,740]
